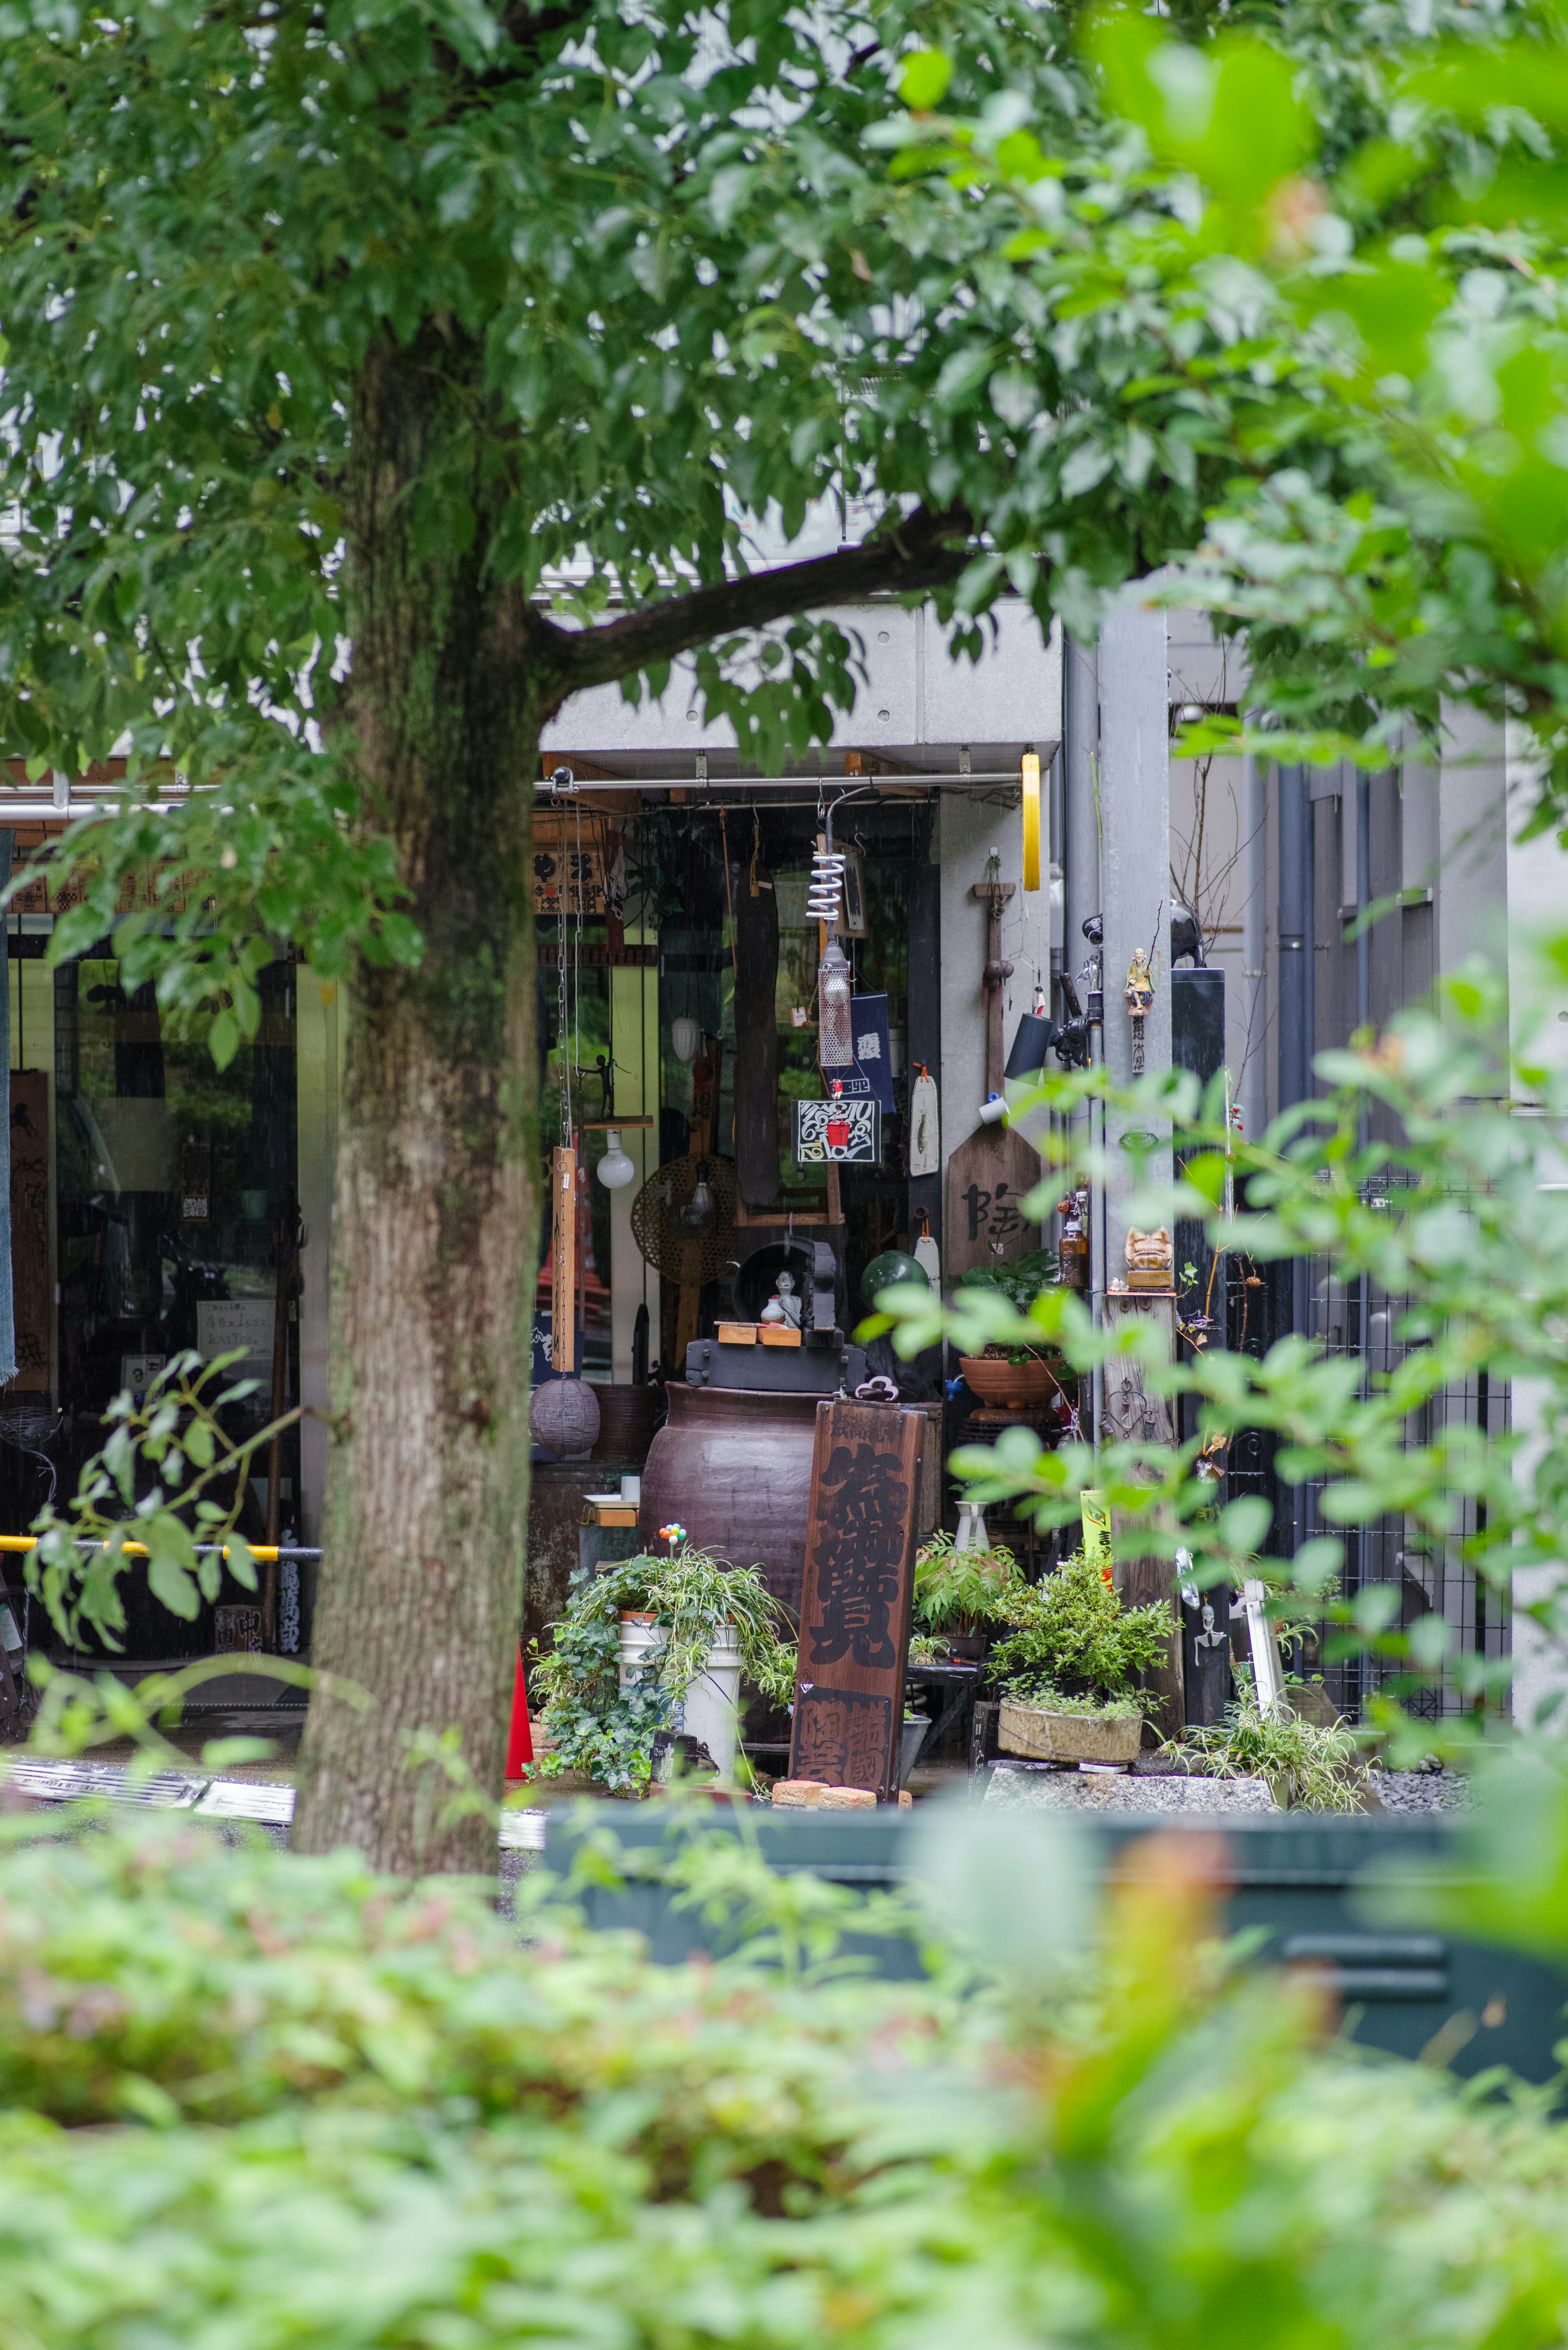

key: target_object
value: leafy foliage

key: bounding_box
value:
[888,0,1568,820]
[0,1791,1556,2346]
[26,1349,297,1648]
[531,1547,795,1794]
[872,934,1568,1752]
[0,0,1101,1047]
[989,1550,1175,1703]
[913,1533,1024,1636]
[953,1249,1061,1314]
[1171,1679,1368,1810]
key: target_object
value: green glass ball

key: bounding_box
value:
[862,1249,929,1304]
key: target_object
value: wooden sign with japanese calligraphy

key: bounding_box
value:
[532,818,606,918]
[787,1399,925,1802]
[943,1124,1042,1280]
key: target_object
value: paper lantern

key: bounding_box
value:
[530,1376,601,1460]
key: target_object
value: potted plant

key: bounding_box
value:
[530,1541,796,1795]
[954,1250,1071,1411]
[913,1532,1024,1661]
[988,1550,1174,1765]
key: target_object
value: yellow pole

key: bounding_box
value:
[1021,749,1042,894]
[0,1535,288,1561]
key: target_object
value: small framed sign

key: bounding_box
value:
[794,1096,880,1166]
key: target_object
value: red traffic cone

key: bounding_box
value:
[505,1646,533,1776]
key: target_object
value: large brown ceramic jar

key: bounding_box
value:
[638,1382,821,1615]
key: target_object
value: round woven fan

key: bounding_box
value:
[630,1154,739,1289]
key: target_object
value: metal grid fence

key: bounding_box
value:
[1211,1206,1509,1726]
[1298,1256,1510,1722]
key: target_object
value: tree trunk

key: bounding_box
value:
[292,337,550,1873]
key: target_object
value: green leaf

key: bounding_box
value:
[898,51,952,112]
[208,1010,240,1072]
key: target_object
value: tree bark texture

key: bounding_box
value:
[292,339,547,1873]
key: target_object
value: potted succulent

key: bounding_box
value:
[954,1250,1072,1411]
[989,1550,1174,1765]
[530,1540,796,1795]
[913,1532,1024,1661]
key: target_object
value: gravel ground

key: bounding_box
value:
[1368,1768,1473,1813]
[985,1761,1279,1813]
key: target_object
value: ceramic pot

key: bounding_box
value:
[590,1382,664,1464]
[998,1697,1143,1766]
[959,1352,1057,1410]
[638,1382,820,1614]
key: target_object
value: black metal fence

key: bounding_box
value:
[1215,1212,1509,1725]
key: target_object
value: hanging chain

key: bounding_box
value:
[557,814,570,1144]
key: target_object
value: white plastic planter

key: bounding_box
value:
[618,1615,744,1779]
[618,1613,663,1688]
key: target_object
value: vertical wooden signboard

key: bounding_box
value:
[787,1399,925,1802]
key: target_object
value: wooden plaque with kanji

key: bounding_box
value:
[944,1124,1042,1279]
[787,1399,925,1802]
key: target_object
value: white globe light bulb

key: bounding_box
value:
[596,1128,636,1190]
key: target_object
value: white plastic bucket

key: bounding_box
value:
[619,1614,743,1778]
[678,1627,744,1779]
[618,1613,663,1690]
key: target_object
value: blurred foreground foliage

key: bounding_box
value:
[0,1770,1562,2347]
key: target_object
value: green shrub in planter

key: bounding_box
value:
[530,1545,796,1794]
[989,1550,1173,1706]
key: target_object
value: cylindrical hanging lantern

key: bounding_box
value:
[817,939,853,1067]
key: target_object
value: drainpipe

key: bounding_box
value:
[1277,762,1311,1350]
[1240,751,1267,1151]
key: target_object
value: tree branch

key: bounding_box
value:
[553,505,973,698]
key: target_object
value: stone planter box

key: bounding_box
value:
[998,1697,1143,1766]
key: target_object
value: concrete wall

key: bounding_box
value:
[542,598,1060,768]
